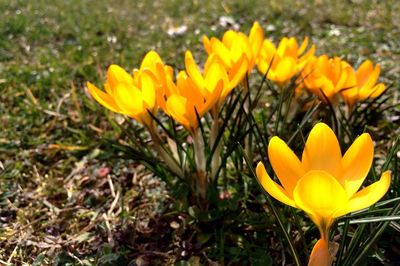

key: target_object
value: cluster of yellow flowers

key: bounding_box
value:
[300,56,385,110]
[87,22,385,133]
[86,22,390,266]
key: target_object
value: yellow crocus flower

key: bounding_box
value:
[301,55,357,105]
[257,37,315,86]
[202,21,264,75]
[162,51,227,133]
[341,60,385,110]
[86,51,169,128]
[185,51,246,111]
[256,122,391,265]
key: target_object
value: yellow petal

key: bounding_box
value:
[282,37,298,58]
[140,50,162,71]
[356,60,373,85]
[308,239,331,266]
[274,57,297,83]
[257,39,278,75]
[248,21,264,58]
[345,171,391,214]
[341,133,374,196]
[222,30,237,49]
[341,86,358,107]
[261,39,277,57]
[341,65,357,90]
[165,94,191,129]
[113,83,144,116]
[268,136,305,196]
[329,57,343,87]
[230,36,247,63]
[257,39,276,75]
[364,83,385,99]
[227,55,248,92]
[139,70,157,111]
[211,39,232,68]
[361,63,380,89]
[107,64,133,89]
[86,82,120,113]
[299,44,316,68]
[176,71,203,107]
[132,69,140,85]
[256,162,296,207]
[185,51,205,90]
[302,123,343,179]
[204,79,224,114]
[276,37,289,58]
[298,37,309,56]
[204,60,227,96]
[293,170,347,221]
[202,35,212,54]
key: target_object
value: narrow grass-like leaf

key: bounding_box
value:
[338,216,400,226]
[348,202,400,266]
[336,217,351,264]
[239,143,302,266]
[287,101,320,145]
[207,91,243,167]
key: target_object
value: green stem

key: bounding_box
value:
[193,128,207,198]
[210,109,222,181]
[241,75,253,161]
[148,124,184,178]
[317,223,334,266]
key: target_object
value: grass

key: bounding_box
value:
[0,0,399,265]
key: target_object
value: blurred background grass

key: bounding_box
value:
[0,0,399,265]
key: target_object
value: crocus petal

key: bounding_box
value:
[176,71,203,108]
[308,239,331,266]
[293,170,347,221]
[248,21,264,58]
[342,66,357,90]
[268,136,305,195]
[302,123,343,179]
[86,82,120,113]
[341,133,374,196]
[107,64,133,89]
[204,80,224,113]
[140,70,157,110]
[330,57,343,87]
[230,36,247,63]
[211,39,233,68]
[359,78,383,101]
[113,83,144,116]
[298,37,309,56]
[204,60,228,96]
[360,64,380,89]
[345,171,391,215]
[356,60,373,85]
[364,83,385,99]
[222,30,237,49]
[185,51,205,89]
[165,94,191,129]
[202,35,212,54]
[259,40,276,70]
[274,57,297,83]
[140,50,162,71]
[227,55,248,92]
[276,37,288,57]
[299,44,316,68]
[256,162,296,208]
[282,37,298,58]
